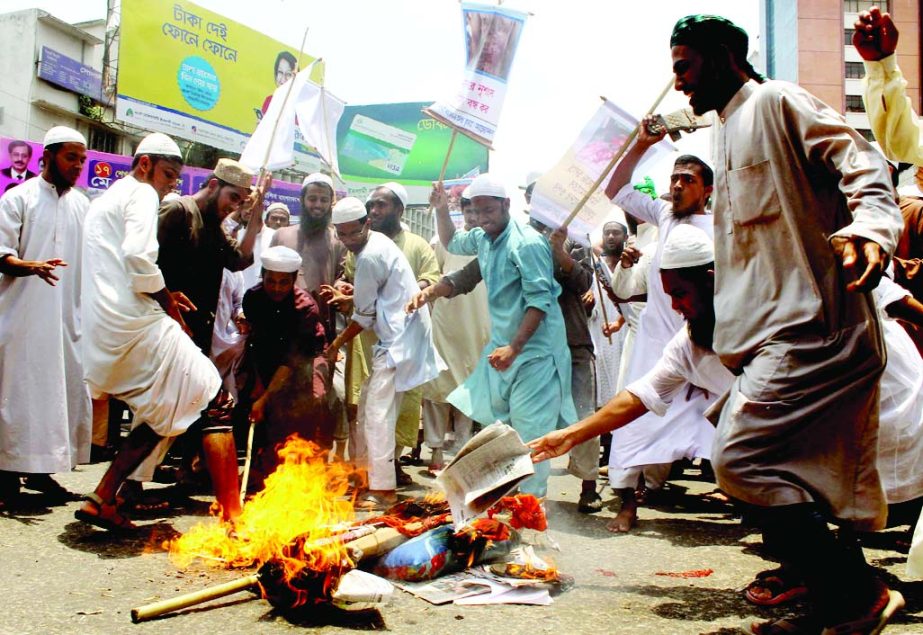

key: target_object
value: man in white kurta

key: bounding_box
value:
[529,225,733,492]
[325,198,443,509]
[77,133,241,530]
[0,127,91,505]
[670,14,905,631]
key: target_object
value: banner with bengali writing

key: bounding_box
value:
[116,0,324,155]
[423,2,528,148]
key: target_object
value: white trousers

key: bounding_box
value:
[422,400,473,450]
[608,463,672,490]
[354,350,404,491]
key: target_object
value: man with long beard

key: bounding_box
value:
[0,127,91,507]
[271,172,346,343]
[529,225,728,466]
[666,14,904,633]
[272,173,347,455]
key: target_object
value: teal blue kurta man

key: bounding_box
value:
[446,215,577,497]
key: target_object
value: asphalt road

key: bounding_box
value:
[2,458,922,635]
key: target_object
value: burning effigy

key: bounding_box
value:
[131,425,566,623]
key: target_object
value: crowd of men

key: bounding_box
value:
[2,7,923,634]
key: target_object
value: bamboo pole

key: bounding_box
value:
[437,129,459,183]
[128,525,403,623]
[561,76,675,229]
[238,420,256,504]
[131,574,260,623]
[587,236,612,344]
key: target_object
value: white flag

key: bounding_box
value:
[293,82,345,177]
[239,62,344,174]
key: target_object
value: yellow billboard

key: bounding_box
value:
[116,0,324,153]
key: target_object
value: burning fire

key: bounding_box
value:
[168,436,357,596]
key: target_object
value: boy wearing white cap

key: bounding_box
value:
[0,126,91,506]
[239,245,331,489]
[264,202,290,230]
[326,198,443,509]
[78,133,242,529]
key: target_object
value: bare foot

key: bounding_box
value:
[607,507,637,533]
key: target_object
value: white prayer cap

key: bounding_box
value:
[302,172,333,189]
[263,201,290,222]
[214,158,254,189]
[261,246,302,273]
[135,132,182,158]
[660,224,714,270]
[378,181,408,208]
[331,197,368,224]
[461,185,472,200]
[519,170,541,189]
[43,126,86,147]
[468,173,508,199]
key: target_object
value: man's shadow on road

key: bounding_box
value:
[57,520,181,559]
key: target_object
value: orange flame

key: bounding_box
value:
[167,436,357,584]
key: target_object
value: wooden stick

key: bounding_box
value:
[561,76,675,228]
[130,574,260,623]
[587,236,612,344]
[437,129,459,183]
[239,420,256,504]
[344,527,408,561]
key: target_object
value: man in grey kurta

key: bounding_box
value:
[669,14,905,633]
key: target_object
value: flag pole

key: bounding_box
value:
[587,235,613,344]
[437,129,459,183]
[561,76,675,228]
[258,27,313,178]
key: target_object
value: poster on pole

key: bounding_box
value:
[529,100,674,246]
[423,2,528,148]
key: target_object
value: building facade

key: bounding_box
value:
[760,0,921,140]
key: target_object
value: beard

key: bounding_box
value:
[686,308,716,351]
[46,157,76,190]
[372,214,401,236]
[602,243,624,258]
[301,210,331,235]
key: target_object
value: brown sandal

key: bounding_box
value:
[74,493,137,532]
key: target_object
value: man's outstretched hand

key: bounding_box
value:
[527,430,576,463]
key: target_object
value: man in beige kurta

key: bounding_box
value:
[669,15,905,633]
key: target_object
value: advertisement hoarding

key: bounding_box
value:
[336,101,489,204]
[116,0,323,155]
